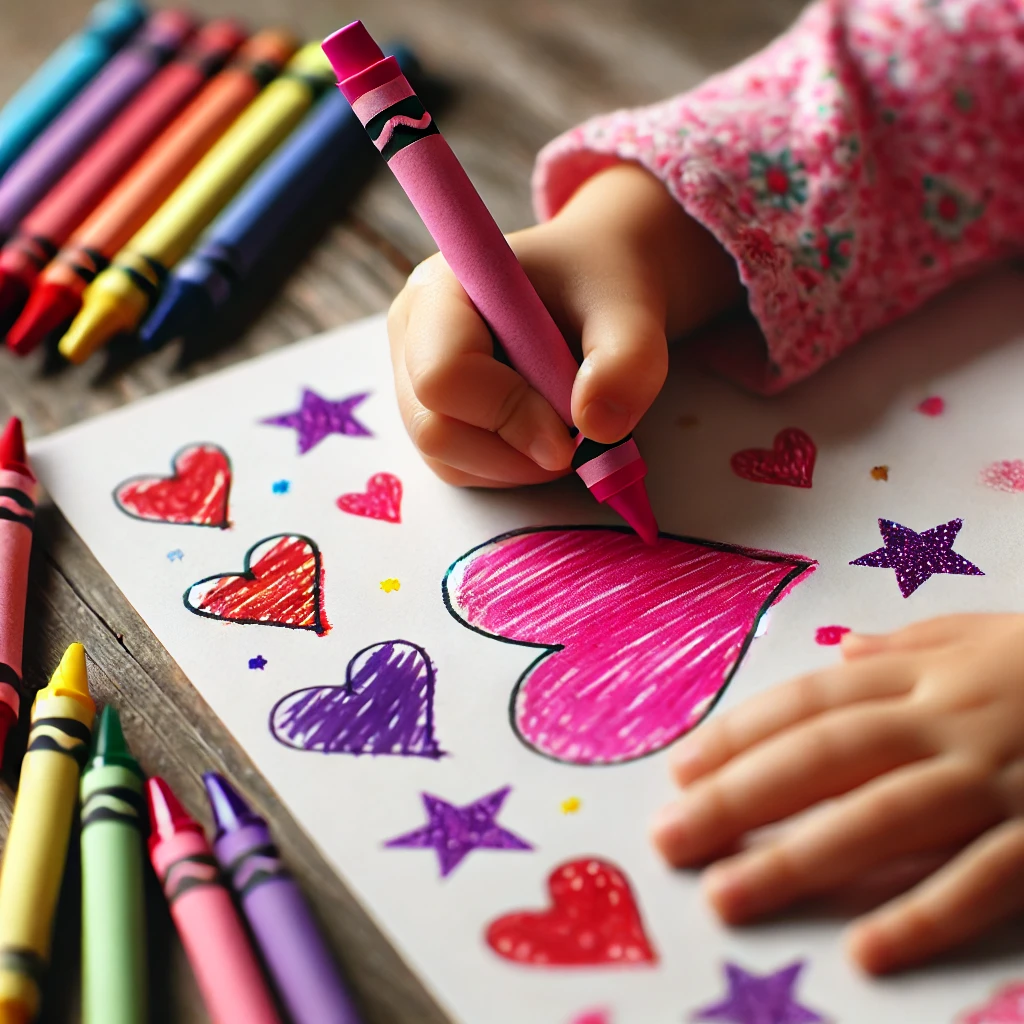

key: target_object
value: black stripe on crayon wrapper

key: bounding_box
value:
[12,233,58,270]
[0,947,47,988]
[0,487,36,512]
[0,663,21,690]
[163,852,222,903]
[226,841,291,896]
[0,507,33,528]
[571,433,634,471]
[121,255,168,305]
[238,867,290,899]
[27,733,90,768]
[67,247,109,285]
[364,95,439,161]
[81,785,146,830]
[248,59,283,88]
[81,806,143,830]
[283,68,335,94]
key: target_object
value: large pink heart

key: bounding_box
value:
[730,427,816,488]
[444,527,815,765]
[336,472,402,523]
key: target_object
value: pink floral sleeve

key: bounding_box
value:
[533,0,1024,393]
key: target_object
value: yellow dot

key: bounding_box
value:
[871,465,889,481]
[380,578,401,593]
[560,796,581,815]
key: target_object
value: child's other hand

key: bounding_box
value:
[387,162,741,486]
[652,613,1024,974]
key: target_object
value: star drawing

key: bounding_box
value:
[262,389,372,454]
[384,786,532,877]
[692,961,826,1024]
[850,517,983,598]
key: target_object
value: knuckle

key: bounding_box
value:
[407,358,454,412]
[491,377,532,435]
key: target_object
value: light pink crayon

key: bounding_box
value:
[322,23,659,544]
[0,417,38,762]
[147,777,282,1024]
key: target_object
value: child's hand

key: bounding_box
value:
[387,162,741,486]
[652,613,1024,974]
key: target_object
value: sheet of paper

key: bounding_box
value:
[30,266,1024,1024]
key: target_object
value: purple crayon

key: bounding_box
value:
[203,773,363,1024]
[0,9,195,263]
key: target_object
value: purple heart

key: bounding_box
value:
[269,640,443,758]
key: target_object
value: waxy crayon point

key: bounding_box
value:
[58,289,139,364]
[45,642,93,707]
[605,481,659,545]
[203,773,257,835]
[147,776,202,851]
[6,282,80,356]
[89,704,139,773]
[139,277,212,350]
[0,418,27,474]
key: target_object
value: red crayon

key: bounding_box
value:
[0,418,38,762]
[147,777,282,1024]
[0,15,249,339]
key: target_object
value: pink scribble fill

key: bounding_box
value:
[815,625,850,646]
[960,982,1024,1024]
[980,459,1024,494]
[444,527,815,765]
[917,395,945,416]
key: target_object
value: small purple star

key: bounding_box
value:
[693,961,826,1024]
[262,389,372,454]
[850,517,984,598]
[248,655,267,670]
[384,786,532,877]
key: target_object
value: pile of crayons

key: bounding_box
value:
[0,0,418,362]
[0,420,361,1024]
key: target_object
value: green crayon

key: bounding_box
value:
[79,706,147,1024]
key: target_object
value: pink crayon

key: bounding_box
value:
[147,777,282,1024]
[321,23,659,544]
[0,417,38,762]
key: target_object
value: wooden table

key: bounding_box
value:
[0,1,807,1019]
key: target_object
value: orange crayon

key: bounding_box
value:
[8,29,297,354]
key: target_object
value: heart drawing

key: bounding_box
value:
[270,640,442,757]
[113,443,231,527]
[485,858,657,967]
[730,427,816,488]
[336,472,403,523]
[184,533,328,633]
[443,527,815,765]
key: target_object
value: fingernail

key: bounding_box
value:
[582,398,631,440]
[528,436,564,471]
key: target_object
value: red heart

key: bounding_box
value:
[485,858,657,967]
[114,443,231,527]
[184,533,329,634]
[730,427,816,488]
[336,472,402,523]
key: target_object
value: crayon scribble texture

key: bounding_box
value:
[445,528,815,765]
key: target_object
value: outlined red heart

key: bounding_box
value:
[486,858,657,967]
[183,533,329,634]
[336,472,402,523]
[114,443,231,527]
[730,427,816,488]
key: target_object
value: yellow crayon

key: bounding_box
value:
[59,43,335,364]
[0,643,95,1023]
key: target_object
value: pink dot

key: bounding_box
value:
[570,1013,610,1024]
[917,396,945,416]
[765,167,790,195]
[980,459,1024,493]
[815,625,851,646]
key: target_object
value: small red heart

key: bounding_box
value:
[114,443,231,527]
[184,533,329,634]
[730,427,816,488]
[485,858,657,967]
[336,472,402,523]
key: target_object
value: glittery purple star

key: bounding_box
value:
[384,786,533,877]
[850,517,984,598]
[261,389,372,454]
[693,961,826,1024]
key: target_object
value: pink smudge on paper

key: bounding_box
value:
[570,1012,611,1024]
[815,625,850,646]
[980,459,1024,494]
[917,396,945,416]
[959,982,1024,1024]
[444,527,815,766]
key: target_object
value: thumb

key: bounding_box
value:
[570,304,669,443]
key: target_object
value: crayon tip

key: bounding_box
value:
[322,20,384,81]
[7,282,81,356]
[203,772,261,836]
[0,270,28,329]
[88,705,142,775]
[139,278,214,350]
[40,642,95,711]
[0,417,27,472]
[58,293,135,365]
[605,480,660,545]
[147,776,204,851]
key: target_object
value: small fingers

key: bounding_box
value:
[841,615,991,660]
[848,819,1024,974]
[669,653,919,786]
[702,758,1004,926]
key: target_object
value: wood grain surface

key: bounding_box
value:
[0,1,807,1020]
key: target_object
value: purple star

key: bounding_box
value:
[384,786,533,877]
[850,517,984,598]
[262,389,372,454]
[693,961,826,1024]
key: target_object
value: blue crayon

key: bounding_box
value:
[0,0,147,179]
[140,45,421,349]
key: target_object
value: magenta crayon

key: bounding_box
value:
[0,418,37,764]
[204,774,362,1024]
[146,776,281,1024]
[321,23,659,544]
[0,10,195,259]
